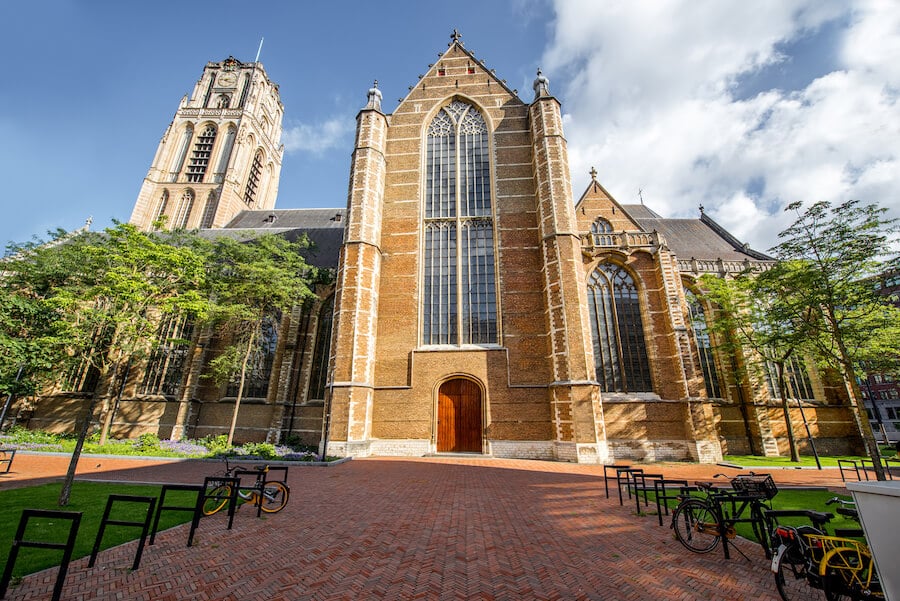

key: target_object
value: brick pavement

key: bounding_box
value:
[0,454,857,600]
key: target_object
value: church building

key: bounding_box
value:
[24,33,864,463]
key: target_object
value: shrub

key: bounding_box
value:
[235,442,278,460]
[133,433,161,452]
[200,434,230,456]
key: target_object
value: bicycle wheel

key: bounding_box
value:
[823,548,880,601]
[202,484,232,516]
[672,498,720,553]
[773,550,821,601]
[257,481,289,513]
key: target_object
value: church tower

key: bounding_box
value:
[130,56,284,231]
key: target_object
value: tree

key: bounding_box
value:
[1,231,79,429]
[701,272,813,463]
[765,200,900,480]
[204,234,317,446]
[2,223,211,504]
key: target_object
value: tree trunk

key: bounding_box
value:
[825,306,886,479]
[774,362,800,462]
[840,367,886,480]
[58,395,99,506]
[226,331,256,447]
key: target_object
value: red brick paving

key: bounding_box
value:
[0,453,856,600]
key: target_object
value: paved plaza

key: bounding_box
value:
[1,453,852,600]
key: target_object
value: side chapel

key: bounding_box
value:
[21,33,863,463]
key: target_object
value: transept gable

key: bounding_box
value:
[575,169,645,234]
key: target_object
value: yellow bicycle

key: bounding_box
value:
[202,459,290,516]
[769,498,882,600]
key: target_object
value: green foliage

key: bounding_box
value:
[133,432,161,452]
[235,442,278,459]
[766,200,900,371]
[199,434,231,456]
[202,234,318,444]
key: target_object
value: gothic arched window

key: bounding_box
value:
[153,190,169,227]
[587,263,652,392]
[685,289,721,398]
[226,315,279,399]
[139,315,194,396]
[171,125,193,182]
[307,295,334,401]
[213,125,236,183]
[423,100,497,345]
[591,218,614,246]
[187,124,217,183]
[244,150,263,205]
[174,190,194,229]
[200,192,219,228]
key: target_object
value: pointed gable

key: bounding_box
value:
[575,171,645,234]
[394,33,524,118]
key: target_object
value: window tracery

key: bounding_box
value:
[423,100,497,345]
[587,263,652,392]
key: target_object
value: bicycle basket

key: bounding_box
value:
[730,474,777,500]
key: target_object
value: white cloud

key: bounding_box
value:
[282,117,354,154]
[543,0,900,253]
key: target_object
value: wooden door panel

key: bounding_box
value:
[437,379,482,453]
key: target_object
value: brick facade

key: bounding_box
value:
[12,36,868,463]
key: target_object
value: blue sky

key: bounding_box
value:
[2,1,898,254]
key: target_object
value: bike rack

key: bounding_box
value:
[628,473,664,515]
[202,475,241,529]
[652,479,691,527]
[602,464,630,499]
[0,509,82,601]
[837,459,864,482]
[234,468,270,518]
[149,483,205,546]
[616,468,644,506]
[89,494,157,570]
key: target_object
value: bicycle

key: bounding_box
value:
[202,458,290,516]
[768,498,883,601]
[670,472,778,559]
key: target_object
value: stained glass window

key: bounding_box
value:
[423,101,497,345]
[685,289,721,398]
[587,263,652,392]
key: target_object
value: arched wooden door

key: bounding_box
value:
[436,378,483,453]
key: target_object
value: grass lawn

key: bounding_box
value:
[723,445,898,468]
[656,487,860,547]
[0,482,197,582]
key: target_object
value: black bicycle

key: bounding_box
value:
[671,473,778,559]
[768,498,883,601]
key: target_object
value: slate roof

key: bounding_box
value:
[199,208,346,268]
[621,204,773,262]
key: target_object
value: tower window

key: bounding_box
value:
[153,190,169,227]
[174,190,194,229]
[423,100,497,345]
[200,192,219,228]
[171,125,193,182]
[186,125,217,183]
[244,150,263,205]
